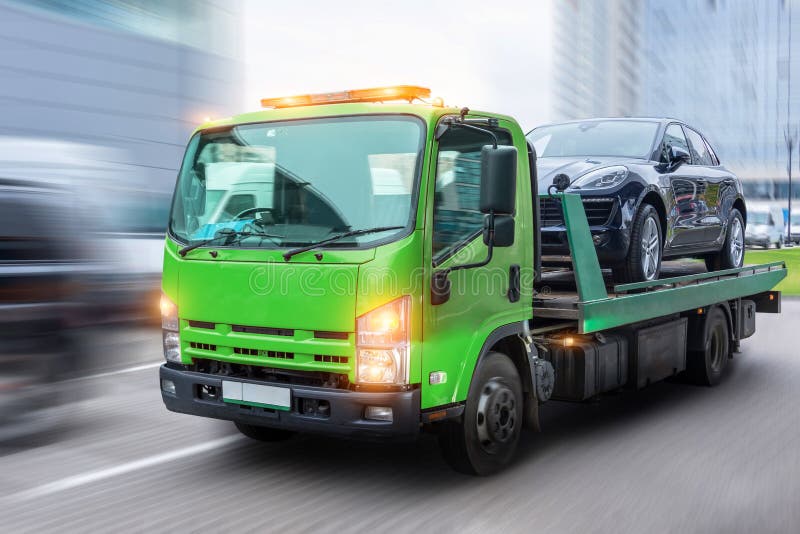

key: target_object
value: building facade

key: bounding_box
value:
[551,0,642,121]
[0,0,244,229]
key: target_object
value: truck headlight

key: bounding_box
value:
[571,166,629,190]
[356,296,410,385]
[160,292,181,363]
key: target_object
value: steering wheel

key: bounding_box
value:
[233,207,274,221]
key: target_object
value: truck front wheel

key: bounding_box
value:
[438,351,523,475]
[234,422,295,442]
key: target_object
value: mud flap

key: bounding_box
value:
[520,322,554,432]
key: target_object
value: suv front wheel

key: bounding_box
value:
[613,202,662,284]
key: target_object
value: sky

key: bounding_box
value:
[242,0,554,131]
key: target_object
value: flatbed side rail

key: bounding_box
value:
[613,261,787,294]
[578,264,787,334]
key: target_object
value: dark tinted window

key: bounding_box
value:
[685,128,713,166]
[660,124,690,163]
[527,120,659,159]
[433,127,512,258]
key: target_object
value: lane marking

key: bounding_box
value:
[66,361,162,382]
[6,435,241,502]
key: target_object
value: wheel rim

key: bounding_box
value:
[729,218,744,266]
[476,379,517,453]
[640,216,660,281]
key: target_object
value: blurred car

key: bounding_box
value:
[527,118,747,282]
[0,137,168,323]
[745,206,784,248]
[790,212,800,244]
[0,177,90,439]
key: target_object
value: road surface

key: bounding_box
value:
[1,303,798,533]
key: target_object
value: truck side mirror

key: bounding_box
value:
[480,145,517,215]
[484,214,515,247]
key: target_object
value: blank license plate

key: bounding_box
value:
[222,380,291,411]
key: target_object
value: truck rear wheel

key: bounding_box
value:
[686,306,730,386]
[438,351,523,475]
[234,422,295,442]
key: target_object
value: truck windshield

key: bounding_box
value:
[169,115,424,249]
[527,120,659,159]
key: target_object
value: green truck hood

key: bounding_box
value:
[178,256,369,332]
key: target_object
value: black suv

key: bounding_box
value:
[527,118,746,283]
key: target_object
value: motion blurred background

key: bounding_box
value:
[0,0,798,468]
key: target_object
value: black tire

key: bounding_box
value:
[438,351,523,476]
[234,422,295,442]
[705,208,744,272]
[613,203,662,284]
[686,306,730,386]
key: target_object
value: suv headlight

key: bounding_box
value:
[356,296,410,385]
[160,292,181,363]
[571,166,629,190]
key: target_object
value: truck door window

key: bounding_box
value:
[432,126,512,258]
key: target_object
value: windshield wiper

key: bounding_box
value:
[282,226,405,261]
[178,228,282,257]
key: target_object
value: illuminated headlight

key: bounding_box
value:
[356,296,410,385]
[160,292,179,331]
[160,292,181,363]
[571,166,629,190]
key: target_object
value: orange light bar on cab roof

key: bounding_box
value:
[260,85,432,108]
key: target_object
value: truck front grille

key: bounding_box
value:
[233,347,294,359]
[188,358,349,389]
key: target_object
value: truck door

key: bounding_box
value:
[421,119,532,409]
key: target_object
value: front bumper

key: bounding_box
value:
[160,365,421,440]
[541,225,631,264]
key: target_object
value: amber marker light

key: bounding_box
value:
[261,85,431,108]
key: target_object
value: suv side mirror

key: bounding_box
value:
[669,145,691,169]
[480,145,517,214]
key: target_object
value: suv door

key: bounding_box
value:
[661,123,707,247]
[684,127,726,243]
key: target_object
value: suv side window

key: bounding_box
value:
[660,124,690,163]
[703,137,720,165]
[432,126,512,259]
[684,127,713,166]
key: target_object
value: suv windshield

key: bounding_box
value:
[527,120,659,159]
[169,115,424,249]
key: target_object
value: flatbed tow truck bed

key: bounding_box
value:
[531,194,787,334]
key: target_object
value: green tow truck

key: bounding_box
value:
[159,86,786,475]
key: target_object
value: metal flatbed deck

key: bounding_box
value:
[533,194,788,334]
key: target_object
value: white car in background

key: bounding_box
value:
[790,212,800,245]
[745,205,785,248]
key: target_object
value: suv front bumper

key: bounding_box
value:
[160,365,420,440]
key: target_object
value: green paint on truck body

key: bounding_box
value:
[162,101,788,415]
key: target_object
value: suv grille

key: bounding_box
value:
[540,197,616,227]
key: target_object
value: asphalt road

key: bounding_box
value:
[1,303,799,533]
